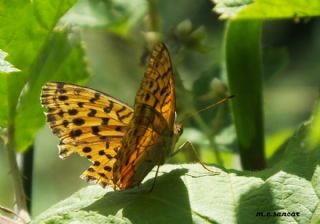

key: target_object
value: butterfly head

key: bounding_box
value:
[171,123,183,151]
[174,123,183,136]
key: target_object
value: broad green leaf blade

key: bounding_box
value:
[61,0,147,36]
[41,210,130,224]
[225,20,265,169]
[0,50,20,127]
[34,162,319,223]
[213,0,320,19]
[33,165,319,224]
[34,104,320,223]
[15,29,90,152]
[0,0,77,150]
[34,186,109,222]
[33,0,77,30]
[0,0,76,104]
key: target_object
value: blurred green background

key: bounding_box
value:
[0,0,320,217]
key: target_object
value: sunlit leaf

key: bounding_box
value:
[15,29,90,152]
[213,0,320,19]
[34,112,320,223]
[0,50,20,73]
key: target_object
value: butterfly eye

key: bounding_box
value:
[178,126,183,135]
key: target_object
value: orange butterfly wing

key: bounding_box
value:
[114,43,179,189]
[136,42,176,125]
[41,82,133,188]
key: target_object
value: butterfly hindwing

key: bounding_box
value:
[41,82,133,187]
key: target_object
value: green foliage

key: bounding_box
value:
[15,29,89,152]
[0,50,20,127]
[213,0,320,19]
[61,0,147,35]
[0,0,90,151]
[214,0,320,171]
[0,0,319,223]
[33,111,320,223]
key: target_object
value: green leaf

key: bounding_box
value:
[0,0,75,73]
[0,50,20,127]
[34,99,320,223]
[42,210,129,224]
[0,0,91,152]
[33,165,319,223]
[34,109,320,224]
[213,0,320,19]
[213,0,252,19]
[61,0,147,36]
[15,28,90,152]
[0,0,74,149]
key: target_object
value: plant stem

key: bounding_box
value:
[22,145,34,213]
[6,122,30,222]
[146,0,160,32]
[225,20,266,170]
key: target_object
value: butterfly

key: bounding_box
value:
[40,42,183,190]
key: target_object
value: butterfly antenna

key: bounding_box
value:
[181,95,235,123]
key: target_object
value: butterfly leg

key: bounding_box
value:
[171,141,219,174]
[149,165,160,192]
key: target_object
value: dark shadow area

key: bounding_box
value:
[236,183,278,224]
[86,168,194,224]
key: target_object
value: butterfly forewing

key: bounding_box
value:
[136,43,176,126]
[41,82,133,188]
[114,43,178,189]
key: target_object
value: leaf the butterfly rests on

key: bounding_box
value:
[41,42,183,190]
